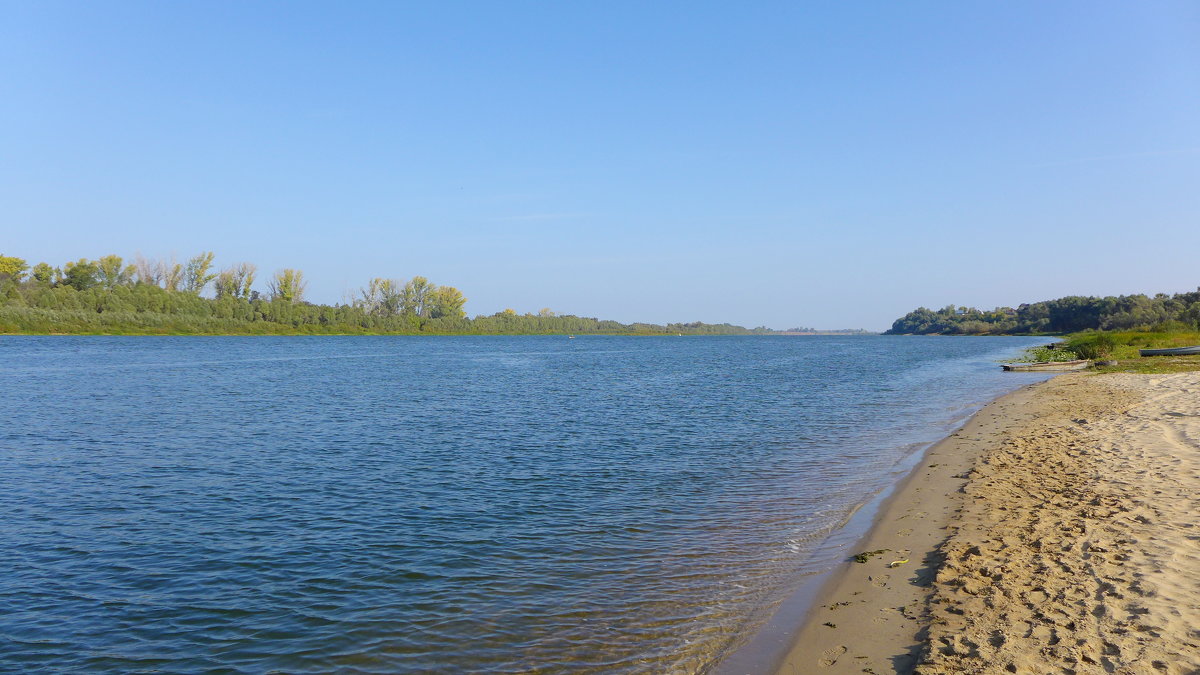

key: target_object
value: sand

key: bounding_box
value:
[771,372,1200,675]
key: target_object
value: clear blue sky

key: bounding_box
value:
[3,1,1198,330]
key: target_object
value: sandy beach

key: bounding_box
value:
[771,372,1200,674]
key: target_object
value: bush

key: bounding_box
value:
[1070,332,1117,359]
[1020,346,1079,363]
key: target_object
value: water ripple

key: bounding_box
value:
[0,335,1049,673]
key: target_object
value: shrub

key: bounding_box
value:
[1070,332,1117,359]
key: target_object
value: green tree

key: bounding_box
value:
[30,262,56,284]
[237,263,256,299]
[429,286,467,319]
[96,254,135,289]
[184,252,217,295]
[163,259,184,292]
[268,268,306,304]
[62,258,100,290]
[357,277,403,316]
[401,276,433,317]
[213,269,236,298]
[214,262,256,299]
[213,260,255,296]
[0,255,28,282]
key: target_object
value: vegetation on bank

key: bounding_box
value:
[781,327,873,335]
[1090,355,1200,374]
[884,287,1200,373]
[1062,330,1200,359]
[1012,345,1080,363]
[885,289,1200,335]
[0,251,777,335]
[1074,330,1200,373]
[1008,330,1200,373]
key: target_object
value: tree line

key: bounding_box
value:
[884,289,1200,335]
[0,251,766,335]
[782,327,872,334]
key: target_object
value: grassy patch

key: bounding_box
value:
[1063,330,1200,374]
[1090,356,1200,374]
[1065,330,1200,358]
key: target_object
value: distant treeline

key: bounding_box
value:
[0,252,771,335]
[783,327,873,335]
[885,289,1200,335]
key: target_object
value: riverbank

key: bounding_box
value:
[769,372,1200,674]
[0,303,766,336]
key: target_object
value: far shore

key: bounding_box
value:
[736,371,1199,674]
[1,330,885,336]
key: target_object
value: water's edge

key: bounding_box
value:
[711,379,1050,675]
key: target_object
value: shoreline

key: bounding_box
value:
[769,380,1053,673]
[747,372,1200,674]
[716,379,1053,674]
[711,389,1026,675]
[0,332,857,337]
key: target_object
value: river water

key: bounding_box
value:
[0,335,1049,673]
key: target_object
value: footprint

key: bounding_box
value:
[818,645,847,667]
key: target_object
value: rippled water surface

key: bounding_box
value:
[0,335,1049,673]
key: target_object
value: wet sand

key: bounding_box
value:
[771,372,1200,674]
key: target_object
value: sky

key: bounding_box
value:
[2,1,1198,330]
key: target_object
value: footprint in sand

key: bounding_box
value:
[897,528,913,537]
[818,645,847,667]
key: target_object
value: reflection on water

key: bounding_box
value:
[0,335,1048,673]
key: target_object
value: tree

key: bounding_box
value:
[213,269,238,298]
[268,268,307,304]
[162,259,184,292]
[213,262,256,299]
[62,258,99,290]
[184,252,217,294]
[401,276,433,317]
[237,263,256,299]
[133,254,163,286]
[429,286,467,318]
[0,255,28,282]
[30,262,56,284]
[212,260,254,296]
[357,277,403,316]
[96,254,135,289]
